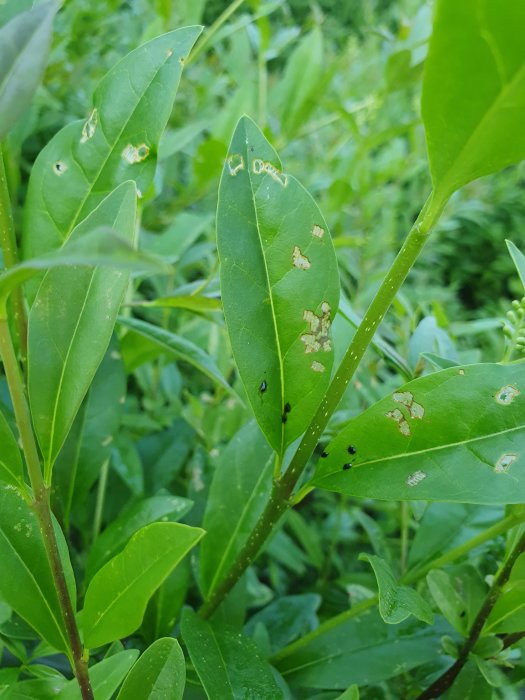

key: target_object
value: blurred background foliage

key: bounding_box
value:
[2,3,525,693]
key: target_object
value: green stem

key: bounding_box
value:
[0,316,93,697]
[198,190,447,618]
[188,0,247,64]
[92,458,109,543]
[271,511,523,664]
[0,147,27,365]
[416,529,525,700]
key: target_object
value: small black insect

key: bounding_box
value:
[347,445,357,455]
[321,451,328,458]
[250,146,255,152]
[259,380,267,393]
[343,463,353,471]
[281,413,288,424]
[284,402,291,413]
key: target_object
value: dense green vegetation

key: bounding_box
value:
[1,1,525,698]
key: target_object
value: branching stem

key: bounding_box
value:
[416,529,525,699]
[198,190,447,618]
[0,170,93,700]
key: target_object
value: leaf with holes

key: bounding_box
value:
[27,182,136,476]
[0,2,57,140]
[82,522,204,648]
[313,362,525,504]
[422,0,525,198]
[217,116,339,454]
[22,26,202,268]
[116,638,186,700]
[0,487,76,654]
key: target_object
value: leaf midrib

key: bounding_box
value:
[433,31,525,196]
[87,533,198,641]
[318,423,525,480]
[247,151,286,454]
[0,8,47,97]
[206,454,272,595]
[0,524,68,652]
[62,45,174,243]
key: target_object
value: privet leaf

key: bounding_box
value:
[117,316,235,397]
[53,341,126,529]
[28,182,136,474]
[485,552,525,633]
[116,638,186,700]
[275,610,447,690]
[199,421,273,598]
[507,240,525,292]
[422,0,525,197]
[56,650,139,700]
[0,488,75,654]
[22,26,202,264]
[361,554,433,625]
[0,411,25,490]
[218,116,339,454]
[86,495,193,582]
[181,608,283,700]
[313,363,525,504]
[0,227,167,302]
[82,522,204,648]
[0,2,57,140]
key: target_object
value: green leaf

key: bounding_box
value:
[0,411,25,490]
[422,0,525,197]
[86,495,193,582]
[486,552,525,633]
[22,26,202,269]
[361,554,433,625]
[244,594,321,655]
[313,362,525,504]
[275,610,447,690]
[408,503,502,572]
[56,650,139,700]
[426,569,467,635]
[0,227,167,303]
[82,522,204,648]
[199,421,273,598]
[0,487,75,654]
[447,660,492,700]
[218,116,339,454]
[133,295,222,313]
[335,687,359,700]
[53,341,126,529]
[117,316,236,398]
[116,638,185,700]
[27,182,137,474]
[507,239,525,292]
[272,28,324,137]
[0,2,57,140]
[181,608,283,700]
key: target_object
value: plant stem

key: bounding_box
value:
[271,511,524,664]
[198,190,447,618]
[0,315,93,696]
[0,147,27,365]
[188,0,247,64]
[416,530,525,699]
